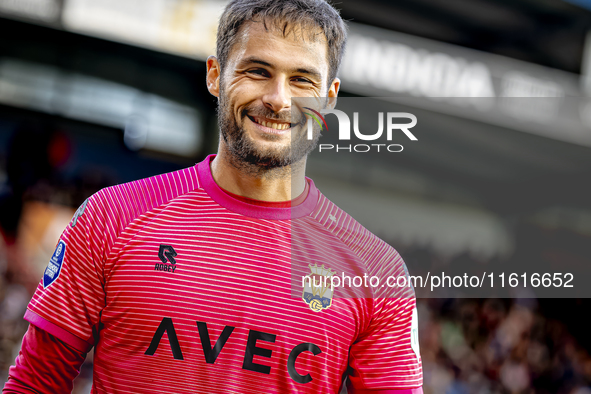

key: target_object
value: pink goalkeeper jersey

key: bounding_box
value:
[25,155,422,394]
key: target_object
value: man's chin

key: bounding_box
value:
[222,121,310,170]
[227,140,291,168]
[245,150,293,168]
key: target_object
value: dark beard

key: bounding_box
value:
[217,91,320,176]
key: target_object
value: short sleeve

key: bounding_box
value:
[25,195,107,353]
[347,291,423,392]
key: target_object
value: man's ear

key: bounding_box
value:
[206,56,221,98]
[326,77,340,109]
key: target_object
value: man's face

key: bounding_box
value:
[207,21,339,169]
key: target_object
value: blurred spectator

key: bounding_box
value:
[0,122,103,390]
[402,245,591,394]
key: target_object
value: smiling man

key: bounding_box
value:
[208,4,339,197]
[4,1,422,393]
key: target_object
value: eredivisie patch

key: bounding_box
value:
[43,241,66,288]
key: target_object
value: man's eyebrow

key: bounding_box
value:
[238,56,272,68]
[238,56,323,80]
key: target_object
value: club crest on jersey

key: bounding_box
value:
[302,264,335,312]
[43,240,66,288]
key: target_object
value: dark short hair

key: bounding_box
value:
[216,0,347,86]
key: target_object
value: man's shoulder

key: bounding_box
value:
[309,192,402,267]
[88,165,202,225]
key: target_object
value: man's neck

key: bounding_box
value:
[210,149,307,202]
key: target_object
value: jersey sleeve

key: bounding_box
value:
[4,324,86,393]
[25,195,108,353]
[347,253,423,393]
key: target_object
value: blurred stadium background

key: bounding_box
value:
[1,0,591,393]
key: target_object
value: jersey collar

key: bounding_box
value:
[197,154,319,220]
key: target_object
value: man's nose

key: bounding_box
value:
[262,77,291,113]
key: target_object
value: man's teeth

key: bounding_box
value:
[256,119,290,130]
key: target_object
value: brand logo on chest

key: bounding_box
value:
[155,244,178,273]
